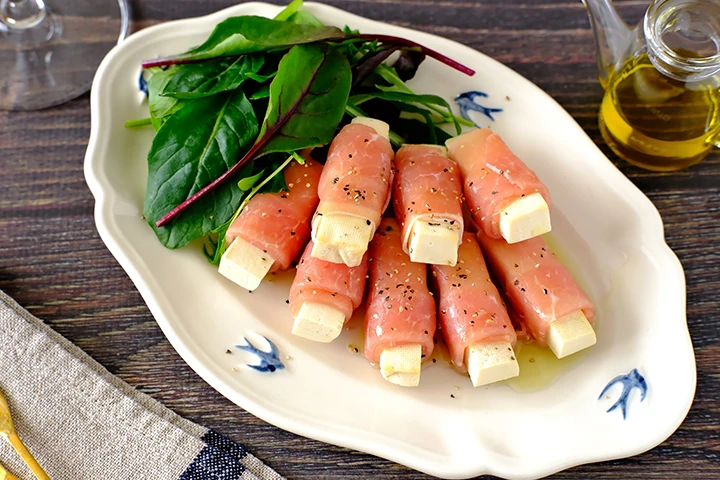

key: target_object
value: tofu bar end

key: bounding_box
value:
[466,341,519,387]
[312,214,373,267]
[548,310,596,358]
[380,344,422,387]
[408,220,461,266]
[499,192,551,244]
[292,302,345,343]
[218,237,274,291]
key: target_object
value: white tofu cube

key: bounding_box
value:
[547,310,596,359]
[311,213,374,267]
[465,342,519,387]
[499,192,551,244]
[379,344,422,387]
[218,237,274,291]
[291,302,345,343]
[408,220,461,266]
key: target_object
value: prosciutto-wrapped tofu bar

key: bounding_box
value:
[289,241,368,343]
[392,144,464,266]
[365,218,436,387]
[477,230,596,358]
[432,233,518,386]
[446,129,551,244]
[311,117,394,267]
[219,156,322,291]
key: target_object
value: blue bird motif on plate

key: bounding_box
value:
[138,71,149,96]
[598,368,648,419]
[235,336,285,373]
[454,91,504,125]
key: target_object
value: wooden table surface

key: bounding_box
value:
[1,0,718,478]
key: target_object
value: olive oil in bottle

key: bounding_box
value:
[599,53,720,171]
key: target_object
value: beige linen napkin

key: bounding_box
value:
[0,290,284,480]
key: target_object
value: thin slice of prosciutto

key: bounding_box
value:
[432,233,516,372]
[289,241,369,323]
[447,128,551,239]
[392,144,464,263]
[313,122,394,231]
[477,230,595,347]
[225,156,322,272]
[364,218,436,365]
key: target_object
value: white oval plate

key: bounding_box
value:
[84,3,696,479]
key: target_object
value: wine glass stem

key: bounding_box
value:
[0,0,47,30]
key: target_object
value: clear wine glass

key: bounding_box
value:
[0,0,130,110]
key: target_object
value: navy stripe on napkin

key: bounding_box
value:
[179,429,248,480]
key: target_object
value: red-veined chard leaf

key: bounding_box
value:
[349,34,475,76]
[255,43,351,155]
[161,54,270,100]
[155,43,351,227]
[144,90,259,248]
[142,16,344,68]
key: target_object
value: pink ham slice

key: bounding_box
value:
[316,123,394,227]
[446,129,551,239]
[289,240,368,325]
[365,218,436,365]
[507,302,533,343]
[432,233,516,372]
[226,157,322,272]
[311,122,395,267]
[392,144,464,265]
[476,230,595,347]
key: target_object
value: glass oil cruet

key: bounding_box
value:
[582,0,720,171]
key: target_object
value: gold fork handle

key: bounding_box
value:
[0,461,20,480]
[7,433,50,480]
[2,470,20,480]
